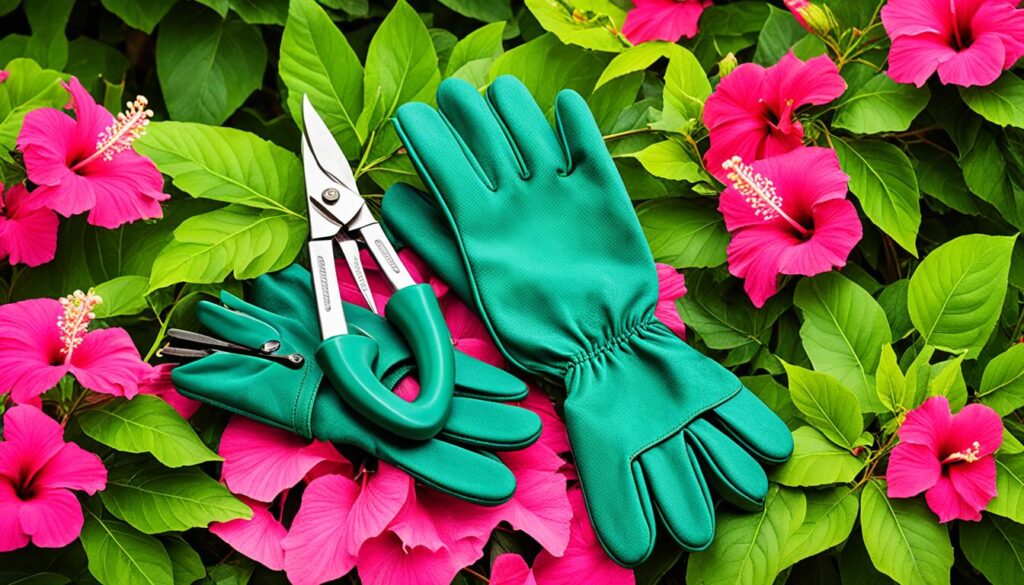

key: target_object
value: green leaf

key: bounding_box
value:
[78,395,221,468]
[961,516,1024,585]
[989,455,1024,524]
[908,234,1015,357]
[659,46,711,132]
[147,205,306,290]
[0,58,66,150]
[742,375,802,430]
[903,345,936,409]
[927,354,967,411]
[229,0,288,25]
[100,0,177,34]
[195,0,229,16]
[135,122,304,213]
[23,0,74,70]
[794,272,891,412]
[525,0,629,53]
[93,276,150,319]
[637,198,728,268]
[834,67,930,134]
[438,0,511,22]
[772,426,866,487]
[631,140,704,182]
[911,144,981,216]
[834,138,921,255]
[65,37,130,89]
[957,124,1024,230]
[101,457,250,534]
[163,537,205,585]
[783,362,863,449]
[445,22,505,78]
[358,0,440,135]
[280,0,364,154]
[781,487,859,568]
[979,344,1024,415]
[679,272,788,350]
[156,4,267,125]
[878,278,913,340]
[686,485,805,585]
[860,480,953,585]
[960,72,1024,128]
[875,344,907,414]
[0,573,70,585]
[595,41,682,89]
[80,508,174,585]
[753,5,824,65]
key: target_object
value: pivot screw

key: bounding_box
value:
[323,188,340,204]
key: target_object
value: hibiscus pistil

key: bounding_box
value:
[57,289,102,359]
[942,440,982,464]
[70,96,153,172]
[722,156,810,237]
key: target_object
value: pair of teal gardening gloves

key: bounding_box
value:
[378,76,794,567]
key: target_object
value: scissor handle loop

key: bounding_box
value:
[316,284,455,440]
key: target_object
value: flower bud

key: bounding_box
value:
[799,3,837,36]
[718,52,738,78]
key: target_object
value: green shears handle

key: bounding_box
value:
[316,284,455,440]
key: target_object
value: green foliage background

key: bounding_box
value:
[1,0,1023,584]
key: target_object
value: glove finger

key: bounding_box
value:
[452,350,527,401]
[247,264,319,322]
[711,388,794,464]
[639,434,715,552]
[439,396,540,451]
[437,78,525,186]
[382,183,474,302]
[554,89,613,176]
[686,418,768,510]
[487,75,563,176]
[393,101,493,201]
[194,300,279,350]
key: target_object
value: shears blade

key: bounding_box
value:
[302,95,364,236]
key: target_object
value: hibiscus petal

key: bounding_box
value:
[210,499,287,571]
[0,299,68,403]
[136,363,201,419]
[947,402,1004,458]
[357,533,487,585]
[887,33,956,87]
[494,443,572,556]
[777,199,861,277]
[64,78,116,149]
[898,396,951,449]
[81,153,168,229]
[280,475,363,585]
[949,457,998,512]
[974,1,1024,65]
[491,554,538,585]
[444,297,505,367]
[219,416,347,503]
[68,328,146,398]
[886,443,941,498]
[725,225,798,307]
[520,386,571,455]
[33,442,107,494]
[654,264,687,339]
[345,464,410,555]
[17,487,84,548]
[766,53,847,108]
[881,0,951,38]
[0,481,30,552]
[704,116,774,179]
[0,184,58,267]
[622,0,709,43]
[925,475,982,522]
[2,406,66,474]
[936,33,1007,87]
[16,108,79,188]
[759,147,851,213]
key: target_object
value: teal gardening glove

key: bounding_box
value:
[382,76,794,565]
[170,264,541,506]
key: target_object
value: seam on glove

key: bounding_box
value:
[291,363,314,439]
[563,319,653,372]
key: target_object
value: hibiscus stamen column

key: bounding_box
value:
[69,96,153,172]
[722,156,810,237]
[57,289,102,360]
[942,441,982,464]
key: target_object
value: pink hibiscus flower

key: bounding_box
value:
[718,147,861,307]
[489,488,636,585]
[0,405,107,551]
[0,290,148,403]
[622,0,712,44]
[17,77,168,229]
[0,182,58,267]
[882,0,1024,88]
[702,52,846,176]
[655,263,687,339]
[887,396,1003,522]
[136,363,200,419]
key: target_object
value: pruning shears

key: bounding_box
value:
[300,95,455,441]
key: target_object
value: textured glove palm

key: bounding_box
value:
[383,76,793,565]
[170,264,541,506]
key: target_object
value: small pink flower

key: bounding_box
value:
[0,405,107,551]
[785,0,811,29]
[703,52,846,176]
[210,498,288,571]
[17,78,168,229]
[0,70,9,84]
[887,396,1003,522]
[655,263,687,339]
[0,182,58,267]
[489,488,636,585]
[136,363,200,419]
[622,0,712,44]
[718,147,861,307]
[883,0,1024,88]
[0,291,148,403]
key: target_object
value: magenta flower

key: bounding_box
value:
[137,363,200,419]
[702,52,846,176]
[887,396,1003,522]
[17,77,168,229]
[785,0,811,29]
[0,70,9,84]
[655,263,687,339]
[0,182,58,267]
[0,405,107,551]
[622,0,712,44]
[0,290,148,403]
[717,147,861,307]
[882,0,1024,88]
